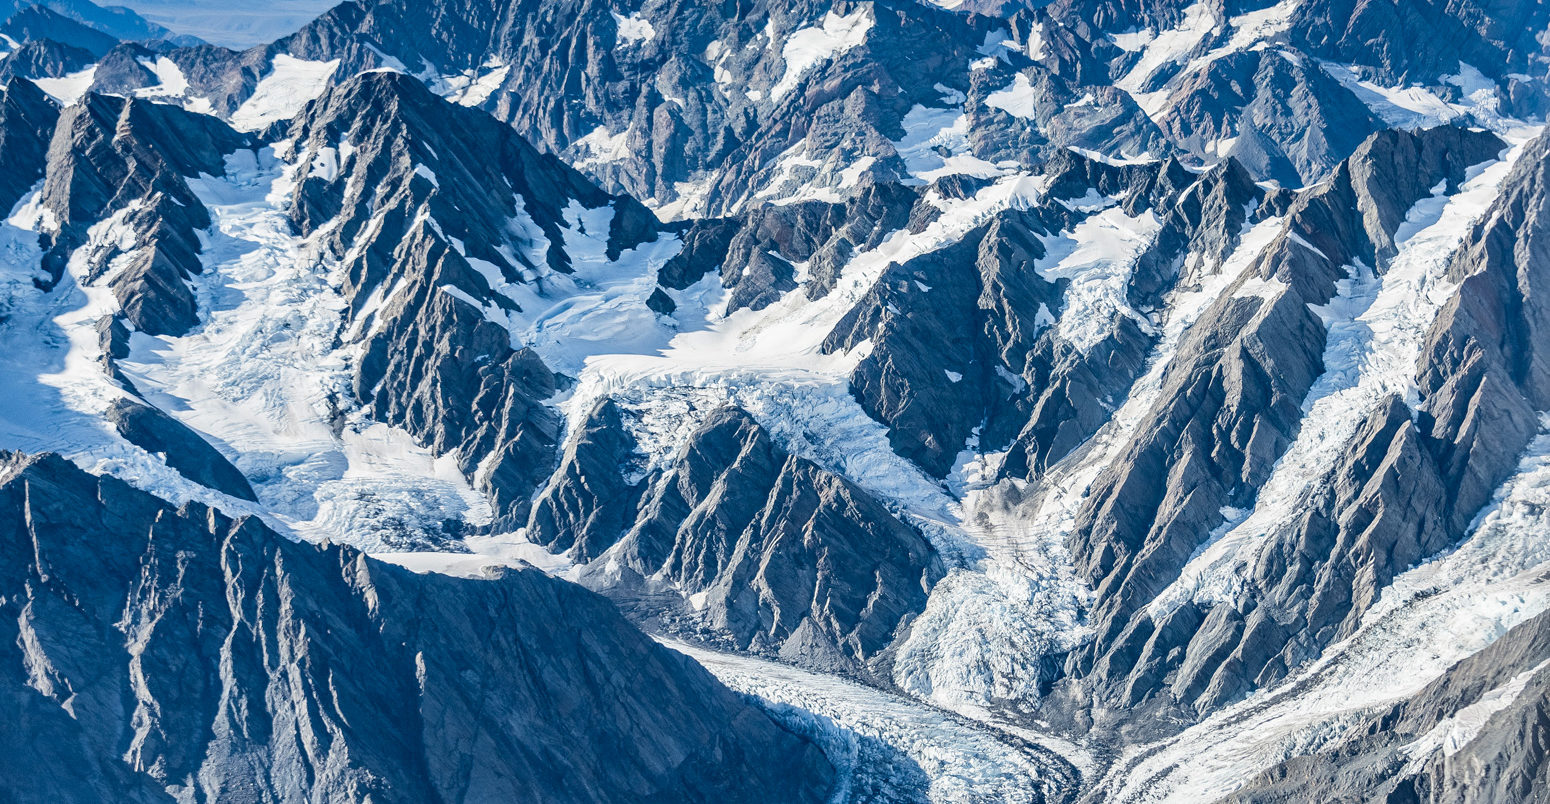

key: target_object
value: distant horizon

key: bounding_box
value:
[109,0,338,48]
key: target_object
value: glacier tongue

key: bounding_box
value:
[668,638,1082,804]
[892,205,1286,718]
[1093,130,1550,804]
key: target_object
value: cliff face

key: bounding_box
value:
[0,451,837,804]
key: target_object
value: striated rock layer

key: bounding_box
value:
[0,450,838,804]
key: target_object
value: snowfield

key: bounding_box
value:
[230,55,340,131]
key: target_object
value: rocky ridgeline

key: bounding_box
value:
[531,403,945,678]
[40,88,255,334]
[1059,126,1509,724]
[0,450,838,803]
[0,0,1544,798]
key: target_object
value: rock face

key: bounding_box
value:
[105,396,257,501]
[661,182,921,313]
[1286,0,1550,89]
[0,1,1548,799]
[225,0,1175,215]
[1225,608,1550,804]
[0,451,838,803]
[151,0,1535,219]
[818,149,1262,480]
[629,407,943,671]
[531,405,944,675]
[0,37,95,84]
[1060,125,1510,717]
[282,70,666,530]
[526,398,648,562]
[39,90,254,335]
[1155,47,1382,188]
[0,78,57,212]
[1,5,119,58]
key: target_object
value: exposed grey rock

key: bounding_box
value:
[1157,47,1383,187]
[1287,0,1550,92]
[0,78,57,215]
[824,232,1013,477]
[667,182,920,314]
[1417,130,1550,532]
[0,37,94,83]
[963,63,1168,167]
[0,0,193,45]
[39,91,254,335]
[351,223,563,532]
[282,70,668,531]
[87,43,163,95]
[815,150,1263,481]
[1225,607,1550,804]
[105,396,257,501]
[220,0,1173,216]
[0,450,839,803]
[527,398,647,561]
[1061,125,1507,716]
[609,406,944,675]
[1006,6,1125,87]
[94,313,129,359]
[160,44,269,115]
[0,5,118,58]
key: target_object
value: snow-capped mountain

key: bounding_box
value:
[0,0,1549,801]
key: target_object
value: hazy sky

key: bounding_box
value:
[111,0,339,48]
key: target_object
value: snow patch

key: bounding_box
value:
[34,65,98,105]
[771,8,874,100]
[1035,204,1163,353]
[230,55,340,131]
[612,11,655,46]
[985,73,1039,120]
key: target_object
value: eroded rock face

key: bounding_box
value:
[234,0,1178,216]
[661,182,922,313]
[105,396,256,501]
[526,398,647,561]
[282,70,669,530]
[0,451,838,804]
[1286,0,1550,90]
[539,405,946,675]
[1059,125,1510,716]
[815,150,1264,480]
[1225,607,1550,804]
[1156,47,1382,188]
[0,6,118,59]
[0,78,57,213]
[40,90,254,335]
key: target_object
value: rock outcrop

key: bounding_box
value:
[1061,125,1510,716]
[283,70,665,530]
[105,396,256,501]
[533,405,945,675]
[1226,608,1550,803]
[0,450,838,803]
[39,90,254,335]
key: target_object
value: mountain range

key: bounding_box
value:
[0,0,1548,801]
